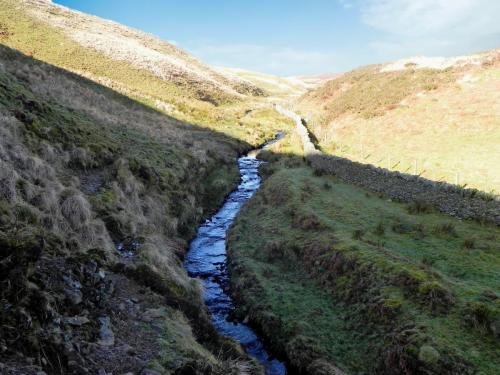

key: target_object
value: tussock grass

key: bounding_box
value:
[462,238,476,250]
[352,229,364,240]
[373,222,385,236]
[407,200,434,215]
[433,222,457,237]
[60,191,92,229]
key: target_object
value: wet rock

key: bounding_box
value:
[97,269,106,279]
[98,316,115,346]
[122,344,136,356]
[64,316,90,326]
[141,308,165,322]
[63,275,83,305]
[69,361,89,374]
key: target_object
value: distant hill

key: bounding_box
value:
[217,66,310,98]
[217,67,339,99]
[291,72,343,89]
[295,50,500,192]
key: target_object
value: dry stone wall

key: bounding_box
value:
[275,105,500,225]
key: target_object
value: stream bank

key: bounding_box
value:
[184,133,287,375]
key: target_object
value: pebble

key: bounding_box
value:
[98,316,115,346]
[141,308,165,322]
[64,288,83,305]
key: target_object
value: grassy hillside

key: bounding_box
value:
[227,135,500,374]
[0,0,293,145]
[0,1,294,373]
[295,51,500,193]
[0,43,280,374]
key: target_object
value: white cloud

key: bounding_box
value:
[360,0,500,38]
[337,0,354,9]
[186,43,338,76]
[338,0,500,62]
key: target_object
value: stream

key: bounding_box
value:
[184,133,287,375]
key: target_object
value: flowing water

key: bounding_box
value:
[184,134,287,375]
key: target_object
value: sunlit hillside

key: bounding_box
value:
[217,66,310,98]
[296,50,500,193]
[0,0,294,145]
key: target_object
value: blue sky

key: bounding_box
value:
[53,0,500,76]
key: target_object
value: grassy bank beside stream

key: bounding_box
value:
[0,44,293,373]
[227,136,500,374]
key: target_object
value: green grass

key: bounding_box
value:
[0,44,270,374]
[228,143,500,374]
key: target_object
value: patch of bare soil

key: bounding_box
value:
[0,240,180,375]
[87,273,165,374]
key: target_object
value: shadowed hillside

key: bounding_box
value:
[227,131,500,375]
[0,34,292,375]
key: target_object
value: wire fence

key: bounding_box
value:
[276,103,498,194]
[315,138,498,195]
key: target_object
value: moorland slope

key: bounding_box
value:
[295,51,500,193]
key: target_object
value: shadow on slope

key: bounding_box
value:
[226,136,500,375]
[0,45,278,374]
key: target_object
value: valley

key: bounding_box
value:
[0,1,499,375]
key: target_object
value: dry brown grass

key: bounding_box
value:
[296,50,500,192]
[60,191,92,229]
[25,0,261,99]
[0,111,115,250]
